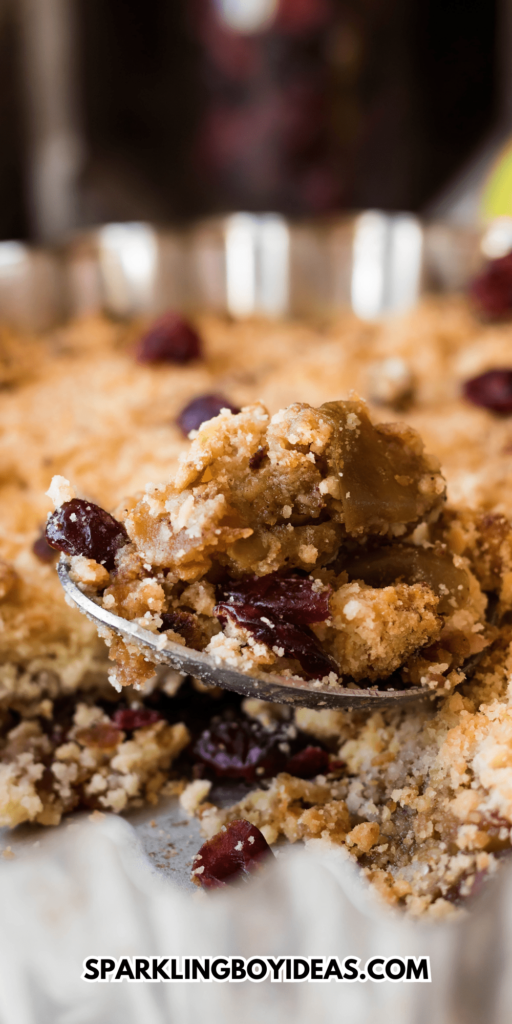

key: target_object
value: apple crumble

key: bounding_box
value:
[49,397,490,697]
[1,295,512,916]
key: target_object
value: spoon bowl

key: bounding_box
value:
[58,558,440,710]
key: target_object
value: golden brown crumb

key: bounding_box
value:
[88,810,105,823]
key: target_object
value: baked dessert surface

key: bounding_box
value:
[2,299,512,914]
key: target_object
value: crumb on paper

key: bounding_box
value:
[88,810,106,823]
[180,779,213,816]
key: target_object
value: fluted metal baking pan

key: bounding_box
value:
[0,212,491,331]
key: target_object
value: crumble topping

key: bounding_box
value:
[46,476,76,509]
[2,298,512,915]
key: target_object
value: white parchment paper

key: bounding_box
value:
[0,814,508,1024]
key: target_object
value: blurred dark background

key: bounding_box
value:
[0,0,501,241]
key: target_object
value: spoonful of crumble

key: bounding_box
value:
[50,399,492,710]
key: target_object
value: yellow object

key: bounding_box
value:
[482,141,512,218]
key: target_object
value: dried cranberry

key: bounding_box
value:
[177,394,240,436]
[216,573,335,678]
[159,610,203,650]
[32,530,57,563]
[463,369,512,414]
[192,716,287,782]
[192,819,272,889]
[470,254,512,319]
[218,602,338,679]
[285,745,329,778]
[249,446,268,470]
[111,708,162,731]
[45,498,128,571]
[218,571,331,625]
[136,312,202,364]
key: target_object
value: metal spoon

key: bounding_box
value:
[57,558,479,711]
